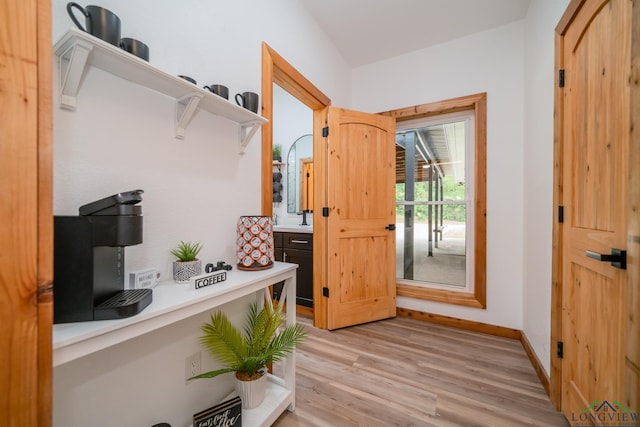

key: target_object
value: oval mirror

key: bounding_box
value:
[286,134,313,213]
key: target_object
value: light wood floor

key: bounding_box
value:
[274,315,568,427]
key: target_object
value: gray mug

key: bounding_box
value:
[119,38,149,61]
[67,3,121,46]
[235,92,259,113]
[204,84,229,99]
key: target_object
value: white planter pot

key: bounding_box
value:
[235,372,267,409]
[172,260,201,283]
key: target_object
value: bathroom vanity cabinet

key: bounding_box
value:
[274,231,313,308]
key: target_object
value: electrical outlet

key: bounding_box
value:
[185,351,201,381]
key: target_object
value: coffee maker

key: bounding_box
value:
[53,189,152,323]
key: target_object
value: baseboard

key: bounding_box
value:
[520,331,551,396]
[397,308,551,398]
[396,308,521,339]
[296,305,314,319]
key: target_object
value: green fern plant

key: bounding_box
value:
[170,240,202,262]
[273,144,282,158]
[189,301,306,381]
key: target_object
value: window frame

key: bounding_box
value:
[379,92,487,309]
[395,109,475,292]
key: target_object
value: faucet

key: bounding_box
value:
[300,210,308,226]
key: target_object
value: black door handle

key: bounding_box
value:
[586,248,626,270]
[385,224,396,231]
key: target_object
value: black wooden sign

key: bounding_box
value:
[193,395,241,427]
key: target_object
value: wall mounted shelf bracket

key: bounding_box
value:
[58,40,93,111]
[175,93,203,139]
[239,121,261,154]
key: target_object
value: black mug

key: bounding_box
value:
[119,38,149,62]
[235,92,259,113]
[203,84,229,99]
[178,75,197,85]
[67,3,121,46]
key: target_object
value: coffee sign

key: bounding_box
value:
[191,271,227,290]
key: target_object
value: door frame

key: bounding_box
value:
[549,0,640,410]
[260,43,331,328]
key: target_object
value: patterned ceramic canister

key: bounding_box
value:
[236,215,274,271]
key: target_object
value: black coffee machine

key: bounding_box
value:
[54,189,152,323]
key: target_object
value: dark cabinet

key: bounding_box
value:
[274,232,313,307]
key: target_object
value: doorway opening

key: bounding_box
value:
[260,43,330,327]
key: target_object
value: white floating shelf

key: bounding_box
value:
[53,28,267,152]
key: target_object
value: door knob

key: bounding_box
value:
[385,224,396,231]
[585,248,626,270]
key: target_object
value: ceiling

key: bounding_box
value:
[298,0,531,67]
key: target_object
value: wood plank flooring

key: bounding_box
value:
[274,316,568,427]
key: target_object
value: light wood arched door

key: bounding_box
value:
[552,0,639,421]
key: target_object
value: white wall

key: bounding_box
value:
[51,0,349,426]
[352,22,527,330]
[522,0,569,376]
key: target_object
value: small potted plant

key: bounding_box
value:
[170,240,202,283]
[273,144,282,163]
[189,301,306,409]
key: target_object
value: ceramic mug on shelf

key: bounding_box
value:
[66,3,121,46]
[119,38,149,61]
[203,84,229,99]
[178,75,197,85]
[235,91,259,113]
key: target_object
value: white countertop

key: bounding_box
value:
[273,225,313,233]
[52,262,298,366]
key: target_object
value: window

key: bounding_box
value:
[380,93,486,308]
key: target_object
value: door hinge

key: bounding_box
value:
[322,207,329,217]
[559,69,565,88]
[558,205,564,223]
[557,341,564,359]
[322,287,329,298]
[322,126,329,137]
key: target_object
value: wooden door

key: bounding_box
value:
[323,107,396,330]
[1,0,53,425]
[558,0,631,422]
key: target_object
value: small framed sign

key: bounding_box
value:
[193,396,241,427]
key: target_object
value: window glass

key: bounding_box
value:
[395,111,474,290]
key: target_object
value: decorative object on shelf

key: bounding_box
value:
[235,91,259,113]
[273,144,282,162]
[119,37,149,61]
[170,240,203,283]
[203,84,229,100]
[205,261,233,273]
[191,270,227,290]
[66,3,121,46]
[236,216,274,271]
[178,75,197,85]
[189,300,307,409]
[273,150,283,205]
[193,396,241,427]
